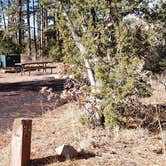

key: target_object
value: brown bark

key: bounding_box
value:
[33,0,37,59]
[18,0,23,45]
[27,0,31,57]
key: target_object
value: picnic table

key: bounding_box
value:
[15,61,55,75]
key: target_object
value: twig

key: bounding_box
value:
[155,105,166,156]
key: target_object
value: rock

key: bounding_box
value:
[40,87,48,94]
[55,144,78,159]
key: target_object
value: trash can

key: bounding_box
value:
[0,54,21,69]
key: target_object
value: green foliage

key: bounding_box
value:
[94,54,151,127]
[81,21,152,127]
[78,114,86,126]
[22,0,162,128]
[138,0,166,72]
[103,108,119,128]
[49,45,63,61]
[45,0,154,128]
[0,30,25,54]
[159,59,166,68]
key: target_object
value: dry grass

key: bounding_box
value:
[0,102,165,166]
[0,72,165,165]
[141,78,166,105]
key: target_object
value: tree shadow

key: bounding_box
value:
[0,78,66,133]
[30,155,59,166]
[30,151,96,166]
[0,79,66,92]
[77,151,96,160]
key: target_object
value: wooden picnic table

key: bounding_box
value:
[15,61,55,75]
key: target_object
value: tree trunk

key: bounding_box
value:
[40,5,44,56]
[27,0,31,57]
[18,0,23,45]
[1,0,6,30]
[63,11,96,92]
[32,0,37,59]
[44,8,48,47]
[37,0,41,57]
[7,0,12,31]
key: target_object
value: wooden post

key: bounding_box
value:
[11,119,32,166]
[43,63,45,73]
[44,63,47,72]
[51,67,53,74]
[21,65,23,76]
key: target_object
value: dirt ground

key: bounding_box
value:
[0,103,165,166]
[0,70,66,133]
[0,70,166,166]
[0,63,67,83]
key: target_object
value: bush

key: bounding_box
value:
[0,30,25,54]
[80,23,153,128]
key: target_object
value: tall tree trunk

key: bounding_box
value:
[7,0,11,30]
[40,5,44,56]
[63,10,96,92]
[37,0,41,57]
[18,0,23,45]
[0,0,6,30]
[44,8,48,46]
[33,0,37,59]
[27,0,31,57]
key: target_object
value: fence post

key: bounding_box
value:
[10,119,32,166]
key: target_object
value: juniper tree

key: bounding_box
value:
[40,0,154,127]
[0,0,160,127]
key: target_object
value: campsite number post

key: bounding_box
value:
[11,119,32,166]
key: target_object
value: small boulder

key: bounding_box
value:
[55,144,78,159]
